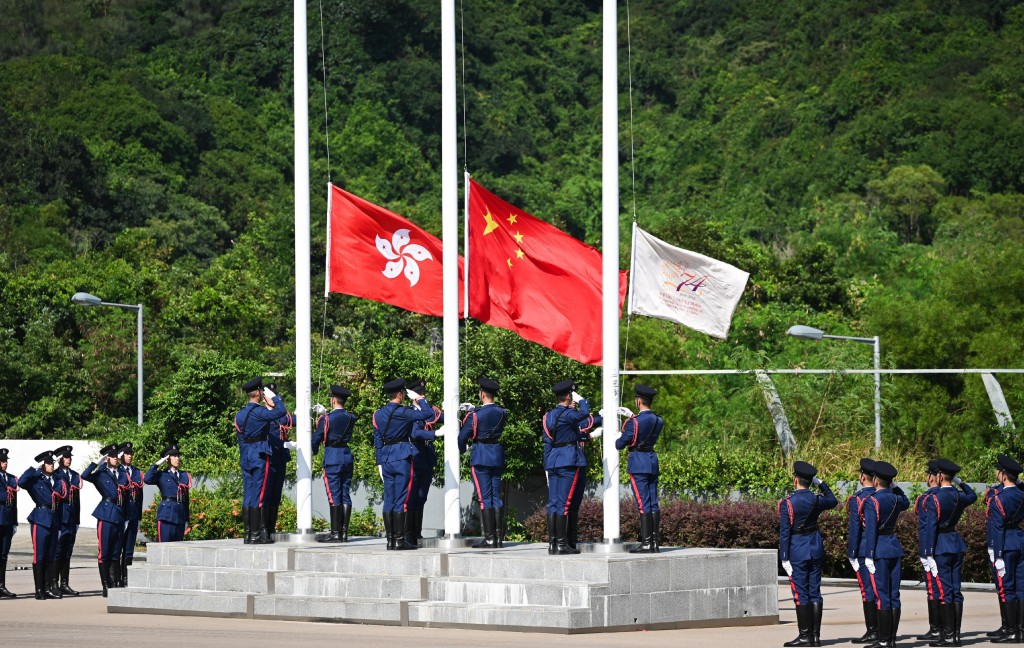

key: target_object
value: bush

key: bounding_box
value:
[525,495,996,583]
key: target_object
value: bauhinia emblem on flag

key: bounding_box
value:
[467,179,626,366]
[628,224,749,339]
[327,184,460,317]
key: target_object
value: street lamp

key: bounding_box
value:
[787,325,882,452]
[72,292,144,426]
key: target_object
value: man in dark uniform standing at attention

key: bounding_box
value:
[779,461,838,647]
[117,441,143,587]
[458,376,509,549]
[848,458,878,644]
[144,444,193,542]
[862,461,910,648]
[615,384,663,554]
[915,460,942,642]
[988,454,1024,644]
[82,444,126,597]
[266,399,295,535]
[313,385,356,542]
[987,471,1013,639]
[19,450,67,599]
[542,379,602,555]
[0,448,19,598]
[407,377,442,547]
[53,445,82,596]
[234,377,290,544]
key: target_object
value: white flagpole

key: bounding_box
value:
[325,183,333,299]
[464,171,471,319]
[601,0,622,547]
[293,0,313,535]
[441,0,462,539]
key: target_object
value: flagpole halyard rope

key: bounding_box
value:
[620,0,639,400]
[317,0,332,182]
[459,0,469,172]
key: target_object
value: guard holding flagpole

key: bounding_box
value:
[313,385,356,543]
[615,384,663,553]
[407,377,442,547]
[234,377,289,544]
[458,376,508,549]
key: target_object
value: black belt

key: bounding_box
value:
[162,497,179,501]
[878,529,895,535]
[475,439,500,444]
[793,526,818,535]
[937,527,957,534]
[326,442,349,448]
[102,497,122,504]
[243,435,268,444]
[383,438,409,446]
[629,446,655,452]
[551,441,576,448]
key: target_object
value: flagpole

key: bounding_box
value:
[600,0,622,547]
[293,0,313,535]
[441,0,462,540]
[463,171,471,319]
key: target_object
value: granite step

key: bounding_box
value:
[107,587,251,617]
[291,546,443,577]
[428,575,604,607]
[127,564,272,593]
[252,594,407,623]
[273,571,424,598]
[408,600,592,630]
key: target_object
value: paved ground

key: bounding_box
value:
[0,558,1005,648]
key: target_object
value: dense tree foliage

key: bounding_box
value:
[1,0,1022,494]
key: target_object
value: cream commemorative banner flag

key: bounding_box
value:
[628,224,749,339]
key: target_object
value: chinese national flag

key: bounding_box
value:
[467,179,627,366]
[327,184,461,317]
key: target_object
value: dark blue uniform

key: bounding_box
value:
[410,405,442,512]
[18,468,67,564]
[989,485,1024,604]
[373,399,436,513]
[542,400,600,516]
[615,410,663,514]
[848,485,876,605]
[921,482,977,604]
[234,397,289,510]
[264,412,293,534]
[55,466,81,563]
[313,407,356,508]
[914,486,940,608]
[1,469,19,563]
[119,463,143,566]
[863,487,911,609]
[82,462,126,564]
[779,483,838,605]
[459,404,509,509]
[144,465,192,542]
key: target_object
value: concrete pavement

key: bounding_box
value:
[0,566,1004,647]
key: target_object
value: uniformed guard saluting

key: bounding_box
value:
[313,385,356,543]
[458,376,509,549]
[988,454,1024,644]
[19,449,68,600]
[542,379,602,555]
[234,377,290,545]
[862,460,910,648]
[779,461,838,647]
[0,448,19,599]
[407,377,443,548]
[615,384,663,554]
[82,444,126,597]
[116,441,143,587]
[373,378,441,550]
[53,445,82,596]
[144,444,193,543]
[266,407,295,536]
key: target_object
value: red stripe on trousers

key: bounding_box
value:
[257,456,270,507]
[870,572,881,609]
[998,572,1007,603]
[323,472,335,506]
[629,475,645,514]
[471,466,484,510]
[855,571,867,602]
[157,521,162,543]
[564,468,581,516]
[924,571,934,600]
[403,463,415,513]
[33,524,38,564]
[789,576,800,605]
[96,521,103,562]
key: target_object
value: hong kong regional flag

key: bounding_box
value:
[327,184,459,317]
[468,179,627,366]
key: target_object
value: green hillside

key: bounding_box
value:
[1,0,1022,494]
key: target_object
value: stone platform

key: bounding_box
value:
[107,538,778,633]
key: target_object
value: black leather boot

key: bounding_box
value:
[472,508,497,548]
[45,561,62,598]
[33,563,45,600]
[810,601,823,647]
[340,504,352,542]
[929,603,956,647]
[784,604,811,647]
[0,559,16,598]
[546,513,557,555]
[59,557,79,596]
[990,601,1011,638]
[554,514,579,555]
[630,513,654,553]
[259,506,276,543]
[393,512,417,550]
[496,506,505,548]
[567,509,580,550]
[101,560,114,598]
[123,557,132,587]
[854,601,879,643]
[652,510,662,552]
[116,557,127,587]
[891,607,901,647]
[919,599,941,639]
[242,506,251,544]
[383,511,395,550]
[953,601,963,647]
[268,504,279,534]
[870,608,891,648]
[405,509,421,548]
[319,506,341,542]
[994,600,1021,644]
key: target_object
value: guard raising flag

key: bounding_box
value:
[615,384,664,553]
[313,385,356,543]
[234,377,290,545]
[458,376,509,549]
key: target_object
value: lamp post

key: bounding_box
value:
[787,325,881,452]
[72,292,144,426]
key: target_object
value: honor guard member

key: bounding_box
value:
[373,378,441,550]
[407,378,443,547]
[848,458,879,644]
[82,444,126,597]
[0,448,19,598]
[988,454,1024,644]
[542,379,602,555]
[458,376,509,549]
[919,458,977,647]
[266,403,294,536]
[988,474,1013,639]
[615,384,664,554]
[234,377,289,545]
[779,461,838,647]
[116,442,143,587]
[53,445,82,596]
[862,460,910,648]
[19,450,68,600]
[144,444,193,543]
[313,385,356,543]
[915,460,943,642]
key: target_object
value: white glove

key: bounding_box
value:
[616,406,634,418]
[781,560,793,577]
[865,558,876,574]
[850,558,860,572]
[312,403,328,416]
[812,477,822,486]
[997,558,1007,577]
[155,456,168,466]
[263,387,277,400]
[953,476,962,485]
[433,428,446,438]
[588,426,603,439]
[283,441,297,450]
[990,548,996,564]
[919,557,929,570]
[377,465,383,481]
[406,389,422,401]
[571,391,582,404]
[926,556,938,577]
[458,402,474,412]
